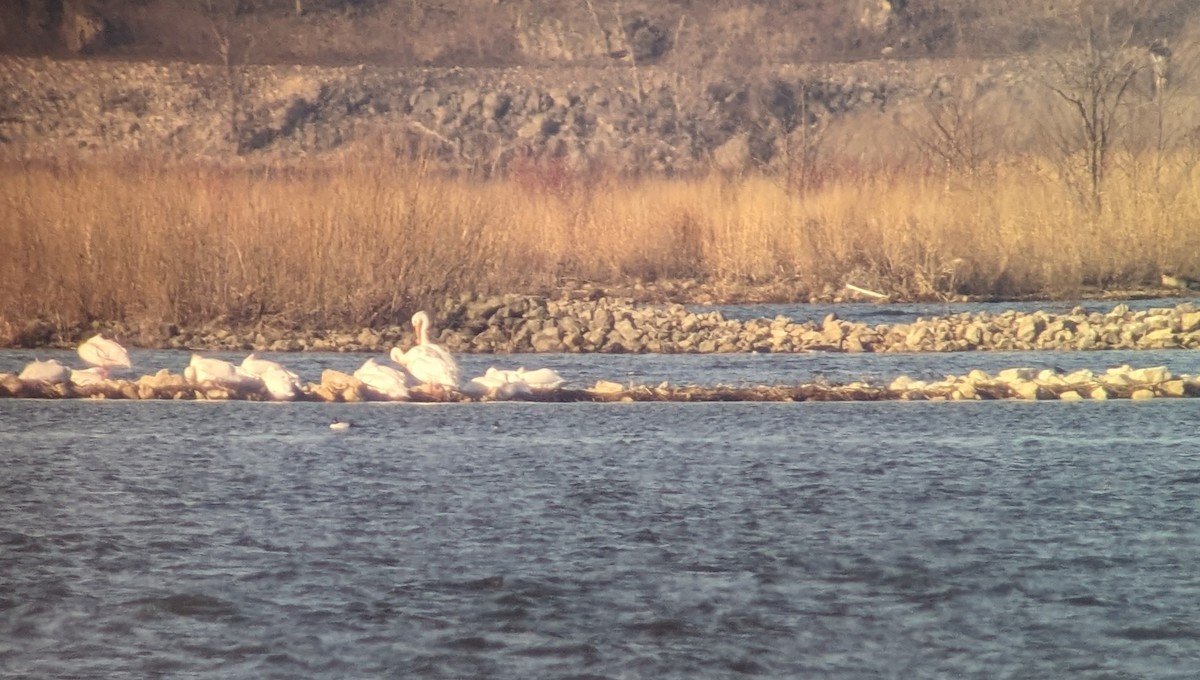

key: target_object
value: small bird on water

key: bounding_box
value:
[329,419,351,431]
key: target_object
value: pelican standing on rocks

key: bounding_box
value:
[390,311,460,390]
[78,334,132,371]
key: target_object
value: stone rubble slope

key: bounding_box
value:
[11,295,1200,354]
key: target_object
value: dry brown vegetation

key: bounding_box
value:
[5,2,1200,336]
[4,142,1200,334]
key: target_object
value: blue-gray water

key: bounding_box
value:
[4,304,1200,678]
[694,296,1196,326]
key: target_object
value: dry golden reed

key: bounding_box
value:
[2,150,1199,332]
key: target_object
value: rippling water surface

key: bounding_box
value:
[4,314,1200,678]
[696,296,1195,326]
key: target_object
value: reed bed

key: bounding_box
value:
[3,151,1199,334]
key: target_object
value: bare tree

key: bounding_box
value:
[1042,11,1145,212]
[201,0,256,152]
[762,80,828,192]
[904,75,1000,181]
[1131,38,1200,184]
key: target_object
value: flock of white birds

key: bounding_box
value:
[14,311,566,402]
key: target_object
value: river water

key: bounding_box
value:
[3,303,1200,678]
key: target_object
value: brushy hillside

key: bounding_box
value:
[4,0,1199,67]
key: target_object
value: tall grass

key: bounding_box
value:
[3,150,1200,333]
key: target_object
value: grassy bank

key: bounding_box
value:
[3,151,1199,336]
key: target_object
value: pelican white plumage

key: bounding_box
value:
[77,334,132,370]
[240,354,303,400]
[353,358,411,401]
[260,365,303,401]
[70,366,110,387]
[463,368,529,400]
[512,367,566,390]
[184,354,262,389]
[19,359,71,384]
[390,311,460,389]
[240,353,288,376]
[463,366,567,400]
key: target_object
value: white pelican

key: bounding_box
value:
[512,367,566,390]
[78,334,132,370]
[390,311,459,389]
[19,359,71,384]
[184,354,262,389]
[353,358,411,401]
[463,368,529,400]
[240,354,303,400]
[70,366,111,387]
[464,366,567,400]
[260,365,303,401]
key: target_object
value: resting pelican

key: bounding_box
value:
[390,311,459,389]
[464,368,529,400]
[70,366,110,387]
[78,334,132,370]
[19,359,71,384]
[463,366,567,400]
[353,358,411,400]
[184,354,262,389]
[511,367,566,390]
[240,354,303,400]
[260,365,303,400]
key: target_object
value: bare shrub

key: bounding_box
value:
[1036,2,1192,212]
[201,0,256,152]
[901,71,1005,182]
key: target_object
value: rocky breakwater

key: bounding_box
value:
[3,363,1197,403]
[430,296,1200,354]
[887,364,1198,401]
[15,296,1200,354]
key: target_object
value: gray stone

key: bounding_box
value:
[531,327,564,352]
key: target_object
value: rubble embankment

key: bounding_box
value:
[14,295,1198,355]
[1,363,1195,403]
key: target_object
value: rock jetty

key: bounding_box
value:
[1,364,1196,403]
[432,296,1200,354]
[9,296,1200,355]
